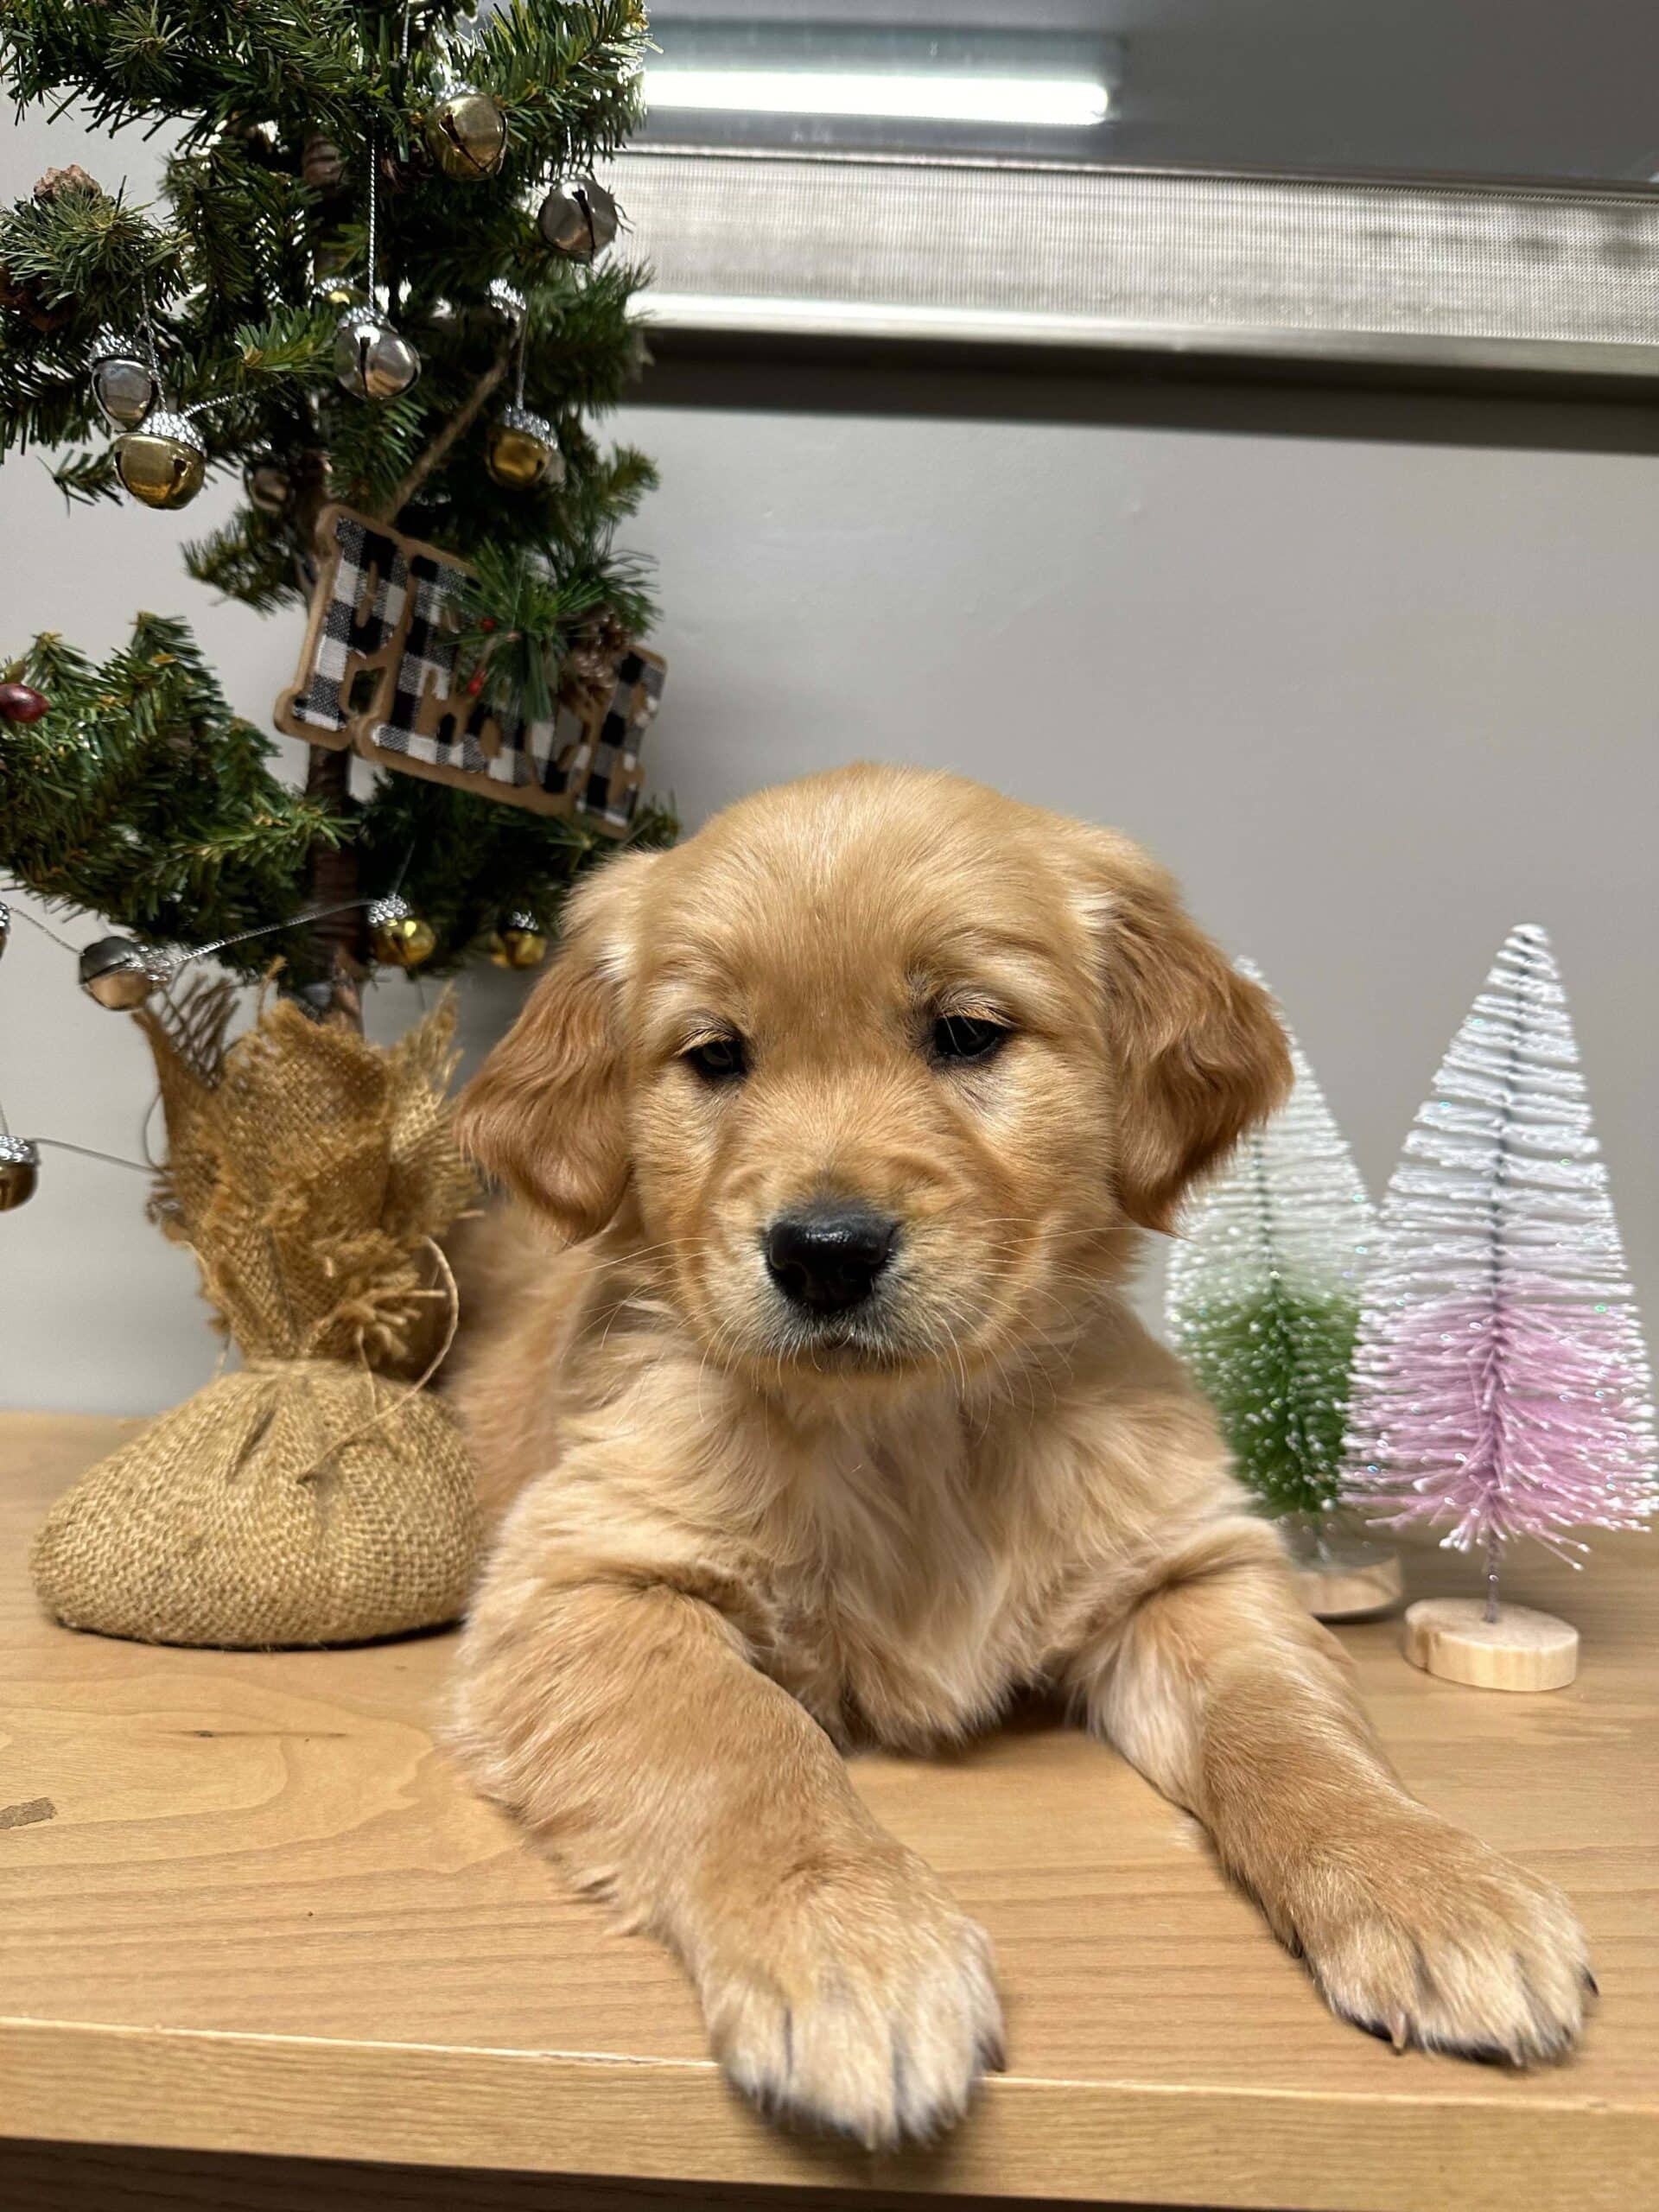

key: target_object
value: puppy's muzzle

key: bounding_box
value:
[765,1207,898,1317]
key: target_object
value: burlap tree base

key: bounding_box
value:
[31,989,483,1648]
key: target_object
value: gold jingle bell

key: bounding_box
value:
[485,404,564,491]
[114,410,207,511]
[78,934,168,1010]
[424,85,508,181]
[0,1135,40,1212]
[487,912,549,969]
[369,895,437,970]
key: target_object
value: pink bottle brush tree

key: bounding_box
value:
[1341,925,1656,1642]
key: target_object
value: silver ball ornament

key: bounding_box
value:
[334,310,422,401]
[537,175,619,262]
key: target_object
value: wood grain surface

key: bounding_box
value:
[3,1411,1656,2209]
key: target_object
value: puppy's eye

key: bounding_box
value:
[685,1034,747,1081]
[931,1014,1010,1064]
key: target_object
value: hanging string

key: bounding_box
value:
[141,1086,166,1170]
[174,893,378,976]
[33,1136,154,1176]
[366,136,380,308]
[6,871,421,980]
[0,896,79,955]
[138,271,162,390]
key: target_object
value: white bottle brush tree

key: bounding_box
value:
[1166,963,1394,1615]
[1341,925,1656,1689]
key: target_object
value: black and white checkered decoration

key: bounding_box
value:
[279,508,407,745]
[276,506,663,831]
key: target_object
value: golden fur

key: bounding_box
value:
[448,765,1590,2146]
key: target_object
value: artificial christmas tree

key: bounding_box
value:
[1342,925,1656,1690]
[1,0,671,1006]
[1,0,674,1643]
[1166,962,1398,1618]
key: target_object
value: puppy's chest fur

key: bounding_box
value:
[739,1402,1109,1750]
[474,1254,1220,1756]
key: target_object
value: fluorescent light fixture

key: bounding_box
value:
[645,67,1109,130]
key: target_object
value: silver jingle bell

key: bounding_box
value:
[89,328,160,429]
[0,1134,40,1212]
[537,175,619,263]
[78,934,171,1011]
[334,310,422,400]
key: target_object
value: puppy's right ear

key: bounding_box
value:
[457,849,658,1241]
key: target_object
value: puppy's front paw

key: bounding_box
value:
[695,1845,1003,2147]
[1292,1812,1591,2065]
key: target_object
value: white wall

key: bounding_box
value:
[3,118,1655,1412]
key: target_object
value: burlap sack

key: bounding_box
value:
[30,988,484,1648]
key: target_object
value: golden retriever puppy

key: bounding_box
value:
[448,764,1589,2146]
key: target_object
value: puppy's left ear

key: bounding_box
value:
[1078,835,1291,1234]
[457,849,658,1241]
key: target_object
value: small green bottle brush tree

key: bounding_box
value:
[0,0,672,1005]
[1166,963,1402,1618]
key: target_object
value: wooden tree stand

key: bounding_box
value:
[1402,1597,1580,1692]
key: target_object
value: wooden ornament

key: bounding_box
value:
[1402,1598,1580,1693]
[275,505,661,833]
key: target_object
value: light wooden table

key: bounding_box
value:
[2,1412,1655,2212]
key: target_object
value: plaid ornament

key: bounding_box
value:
[275,505,662,832]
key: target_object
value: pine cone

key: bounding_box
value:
[0,262,72,334]
[33,164,103,203]
[558,608,632,714]
[302,134,346,193]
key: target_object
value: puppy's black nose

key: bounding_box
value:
[766,1209,898,1316]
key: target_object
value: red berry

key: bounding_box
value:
[479,618,497,632]
[466,672,485,696]
[0,681,49,722]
